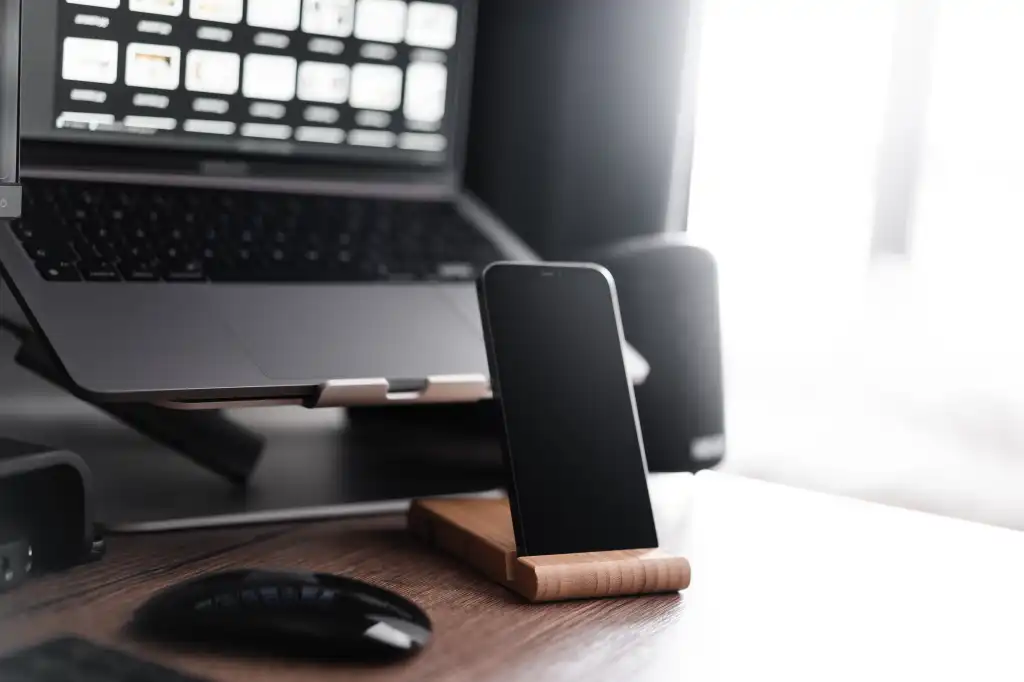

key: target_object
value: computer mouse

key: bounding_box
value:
[131,569,431,662]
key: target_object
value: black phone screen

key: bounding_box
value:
[479,263,658,556]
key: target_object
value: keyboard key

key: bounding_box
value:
[10,220,34,241]
[118,261,160,282]
[72,233,98,260]
[125,243,155,262]
[166,259,206,282]
[23,239,76,263]
[82,224,122,245]
[80,259,122,282]
[13,179,505,285]
[36,259,81,282]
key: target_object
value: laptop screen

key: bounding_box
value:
[19,0,470,168]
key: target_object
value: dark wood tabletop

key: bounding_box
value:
[0,501,692,682]
[7,469,1024,682]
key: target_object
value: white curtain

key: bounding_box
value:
[687,0,1024,522]
[688,0,894,358]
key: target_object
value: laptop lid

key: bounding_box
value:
[0,0,20,216]
[18,0,474,192]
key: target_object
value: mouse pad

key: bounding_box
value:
[0,637,210,682]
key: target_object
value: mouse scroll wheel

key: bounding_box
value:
[254,584,310,604]
[267,584,338,605]
[193,585,327,612]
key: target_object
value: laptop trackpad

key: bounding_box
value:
[213,285,489,382]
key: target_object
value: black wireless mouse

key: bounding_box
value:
[131,569,431,662]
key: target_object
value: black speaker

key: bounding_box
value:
[465,0,698,258]
[593,235,725,472]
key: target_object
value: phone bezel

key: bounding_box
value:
[477,261,657,557]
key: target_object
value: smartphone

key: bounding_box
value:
[478,262,658,556]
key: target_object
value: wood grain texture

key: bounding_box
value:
[7,472,1024,680]
[408,497,518,584]
[0,513,687,682]
[408,498,690,602]
[515,549,690,602]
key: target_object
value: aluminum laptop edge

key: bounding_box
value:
[0,0,648,409]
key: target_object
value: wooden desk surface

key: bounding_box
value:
[5,472,1024,681]
[0,500,691,682]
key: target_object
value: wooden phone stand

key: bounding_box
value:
[408,497,690,602]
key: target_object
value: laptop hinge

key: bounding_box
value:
[308,375,491,409]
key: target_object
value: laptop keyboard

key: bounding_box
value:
[8,179,505,283]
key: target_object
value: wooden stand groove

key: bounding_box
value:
[408,497,691,602]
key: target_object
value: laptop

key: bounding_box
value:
[0,0,649,408]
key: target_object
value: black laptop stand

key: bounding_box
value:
[12,332,264,485]
[8,330,507,486]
